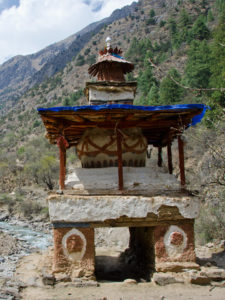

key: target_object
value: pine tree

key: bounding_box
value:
[147,83,159,105]
[191,15,210,40]
[209,10,225,107]
[159,69,183,105]
[207,9,214,22]
[185,40,211,89]
[178,9,191,28]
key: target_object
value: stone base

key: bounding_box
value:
[155,262,200,272]
[53,227,95,279]
[154,221,196,265]
[51,219,198,280]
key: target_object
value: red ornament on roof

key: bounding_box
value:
[88,37,134,82]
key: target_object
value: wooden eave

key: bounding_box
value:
[38,107,203,147]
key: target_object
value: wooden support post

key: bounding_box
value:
[59,146,66,190]
[167,142,173,174]
[178,135,185,187]
[116,129,123,190]
[57,136,69,190]
[158,147,162,167]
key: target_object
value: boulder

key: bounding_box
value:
[153,273,184,286]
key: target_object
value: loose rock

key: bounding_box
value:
[153,273,184,286]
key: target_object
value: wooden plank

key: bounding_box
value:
[88,219,187,228]
[59,188,187,197]
[158,147,162,167]
[59,145,66,190]
[57,137,69,190]
[178,135,185,187]
[167,142,173,174]
[116,129,123,190]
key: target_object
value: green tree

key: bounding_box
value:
[149,9,155,18]
[191,15,210,40]
[25,155,58,190]
[185,40,211,89]
[178,9,191,28]
[159,68,184,105]
[126,38,153,65]
[209,10,225,107]
[146,9,156,25]
[147,83,159,105]
[75,54,85,66]
[137,56,156,97]
[207,9,214,22]
[168,17,181,48]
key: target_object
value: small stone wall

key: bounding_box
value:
[53,227,95,279]
[154,220,197,272]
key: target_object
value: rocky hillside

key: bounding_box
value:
[0,1,138,115]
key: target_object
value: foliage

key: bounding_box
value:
[196,191,225,244]
[190,15,210,40]
[159,68,184,105]
[146,9,156,25]
[25,153,58,190]
[63,89,83,106]
[146,83,159,105]
[209,10,225,107]
[126,37,153,65]
[75,54,85,66]
[159,20,166,27]
[86,54,96,65]
[185,40,211,89]
[137,57,157,97]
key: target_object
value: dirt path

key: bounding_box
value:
[21,282,224,300]
[15,249,225,300]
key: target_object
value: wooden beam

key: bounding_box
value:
[167,142,173,174]
[57,136,69,190]
[116,129,123,190]
[158,147,162,167]
[178,135,185,187]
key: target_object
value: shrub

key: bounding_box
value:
[195,191,225,244]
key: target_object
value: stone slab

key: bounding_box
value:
[155,262,200,272]
[48,194,200,223]
[65,167,180,191]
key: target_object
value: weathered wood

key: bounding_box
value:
[158,147,162,167]
[167,142,173,174]
[59,146,66,190]
[39,107,204,148]
[57,136,69,190]
[116,129,123,190]
[88,219,191,228]
[178,135,185,187]
[56,188,188,197]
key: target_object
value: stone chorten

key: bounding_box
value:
[38,39,208,282]
[85,37,137,105]
[82,37,145,168]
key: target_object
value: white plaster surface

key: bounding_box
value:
[89,87,135,101]
[62,228,87,262]
[164,225,187,259]
[48,195,200,223]
[65,167,180,191]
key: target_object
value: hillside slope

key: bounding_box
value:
[0,1,138,114]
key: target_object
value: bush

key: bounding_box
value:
[19,201,43,217]
[159,20,166,27]
[195,191,225,244]
[75,54,85,66]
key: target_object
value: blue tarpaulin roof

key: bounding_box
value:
[38,103,209,126]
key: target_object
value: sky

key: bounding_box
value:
[0,0,134,65]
